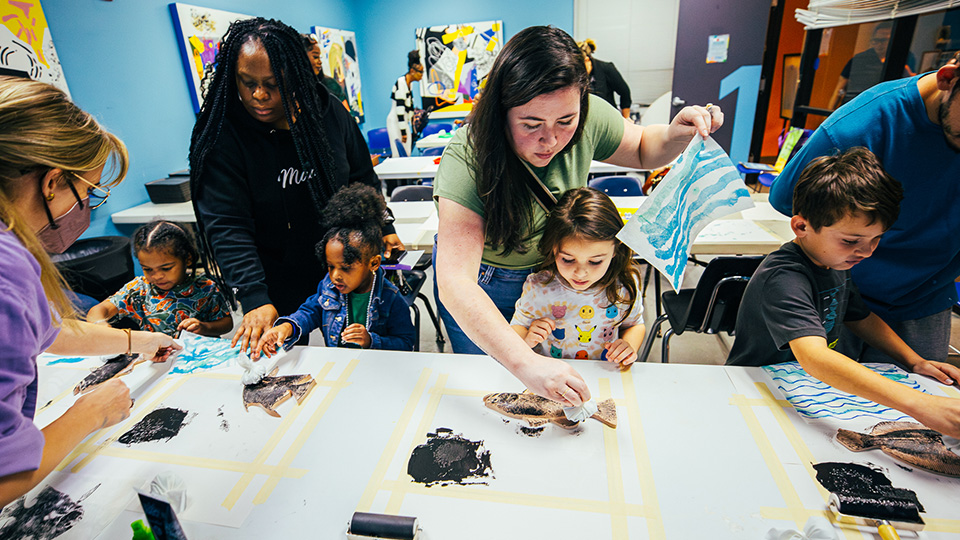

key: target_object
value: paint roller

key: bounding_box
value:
[827,491,925,540]
[346,512,420,540]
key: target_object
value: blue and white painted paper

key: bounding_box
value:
[170,332,245,374]
[617,136,753,290]
[763,361,927,422]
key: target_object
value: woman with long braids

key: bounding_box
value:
[189,18,402,353]
[434,26,723,404]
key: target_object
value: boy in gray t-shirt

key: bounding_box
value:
[726,148,960,438]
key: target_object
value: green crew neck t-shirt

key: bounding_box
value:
[433,94,626,270]
[348,290,370,327]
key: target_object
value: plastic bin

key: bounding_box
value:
[50,236,134,301]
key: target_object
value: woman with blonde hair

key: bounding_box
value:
[0,76,179,506]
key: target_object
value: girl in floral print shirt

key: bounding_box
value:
[88,221,232,336]
[511,188,645,366]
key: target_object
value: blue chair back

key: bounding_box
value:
[393,139,408,157]
[367,128,390,158]
[588,175,644,196]
[421,123,453,137]
[421,146,444,156]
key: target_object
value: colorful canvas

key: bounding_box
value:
[617,136,753,290]
[763,361,928,421]
[0,0,69,95]
[311,26,364,122]
[416,21,503,104]
[169,2,252,113]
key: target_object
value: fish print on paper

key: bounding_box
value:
[837,421,960,477]
[617,136,753,290]
[483,392,617,429]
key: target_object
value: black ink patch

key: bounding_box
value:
[118,407,190,445]
[814,462,924,522]
[219,419,230,432]
[407,429,493,487]
[518,425,544,437]
[0,485,89,539]
[73,354,139,394]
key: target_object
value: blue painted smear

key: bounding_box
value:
[171,334,245,375]
[45,357,86,366]
[763,361,926,420]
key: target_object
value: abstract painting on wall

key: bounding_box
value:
[416,20,503,105]
[311,25,364,122]
[169,2,252,113]
[617,136,753,291]
[0,0,69,95]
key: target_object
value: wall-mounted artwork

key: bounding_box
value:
[311,26,364,122]
[0,0,69,95]
[169,2,252,113]
[416,20,503,105]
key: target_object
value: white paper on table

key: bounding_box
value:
[617,136,754,291]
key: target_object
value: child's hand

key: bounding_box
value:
[524,318,556,348]
[603,339,637,368]
[254,323,293,360]
[912,359,959,387]
[177,318,203,334]
[912,394,960,439]
[341,323,371,348]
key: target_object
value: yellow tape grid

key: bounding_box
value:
[733,382,960,535]
[357,372,663,539]
[53,360,357,513]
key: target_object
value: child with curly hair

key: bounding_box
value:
[255,184,416,356]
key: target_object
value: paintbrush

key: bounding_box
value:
[827,492,924,540]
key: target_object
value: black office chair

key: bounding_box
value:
[637,255,763,363]
[387,185,445,352]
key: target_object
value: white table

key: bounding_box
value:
[22,345,960,539]
[415,132,455,149]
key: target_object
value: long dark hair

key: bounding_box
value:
[537,188,640,324]
[188,17,338,306]
[470,25,589,256]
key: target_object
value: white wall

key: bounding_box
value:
[574,0,679,106]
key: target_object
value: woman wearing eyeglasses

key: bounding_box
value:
[0,76,180,506]
[387,50,424,157]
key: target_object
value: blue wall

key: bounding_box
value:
[41,0,572,240]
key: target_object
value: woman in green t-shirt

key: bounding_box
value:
[433,26,722,406]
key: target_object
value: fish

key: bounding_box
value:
[73,353,142,395]
[242,374,316,418]
[836,421,960,477]
[483,392,617,429]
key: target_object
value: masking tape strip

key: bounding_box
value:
[730,392,807,528]
[88,446,307,477]
[36,384,77,414]
[385,373,450,514]
[223,361,342,509]
[598,378,629,536]
[924,517,960,533]
[942,386,960,399]
[621,369,665,539]
[380,479,651,516]
[252,359,358,504]
[356,368,432,512]
[65,375,188,472]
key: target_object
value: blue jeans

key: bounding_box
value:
[432,240,533,354]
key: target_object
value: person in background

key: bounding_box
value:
[729,148,960,438]
[190,18,402,354]
[0,77,179,506]
[511,188,644,367]
[87,220,232,337]
[301,33,349,111]
[387,50,423,157]
[828,22,916,109]
[579,38,632,119]
[433,26,721,405]
[255,184,416,355]
[770,52,960,367]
